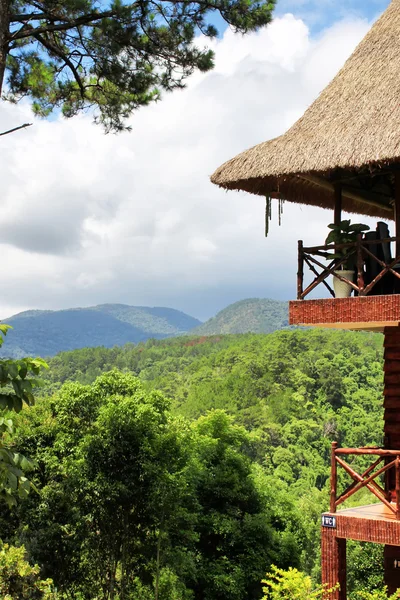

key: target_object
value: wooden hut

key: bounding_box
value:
[211,0,400,596]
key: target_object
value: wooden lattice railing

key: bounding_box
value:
[297,236,400,300]
[330,442,400,518]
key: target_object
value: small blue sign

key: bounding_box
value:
[322,515,336,528]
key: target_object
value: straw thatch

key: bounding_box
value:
[211,0,400,219]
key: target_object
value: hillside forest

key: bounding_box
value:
[0,328,392,599]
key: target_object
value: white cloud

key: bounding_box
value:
[0,12,380,320]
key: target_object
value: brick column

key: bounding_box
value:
[384,326,400,454]
[384,326,400,594]
[321,527,346,600]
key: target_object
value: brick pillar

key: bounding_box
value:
[384,325,400,455]
[321,527,346,600]
[384,326,400,594]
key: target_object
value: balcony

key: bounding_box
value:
[289,236,400,331]
[329,443,400,518]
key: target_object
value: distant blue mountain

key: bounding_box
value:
[0,304,202,358]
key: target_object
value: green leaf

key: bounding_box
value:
[12,396,23,413]
[12,379,22,396]
[348,224,370,233]
[8,472,18,491]
[7,363,18,379]
[19,364,28,380]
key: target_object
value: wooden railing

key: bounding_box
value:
[330,442,400,518]
[297,236,400,300]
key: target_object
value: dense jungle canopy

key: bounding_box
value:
[0,328,391,598]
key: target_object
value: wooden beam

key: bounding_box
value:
[395,172,400,256]
[334,183,342,226]
[298,174,393,215]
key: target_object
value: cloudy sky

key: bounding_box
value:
[0,0,392,321]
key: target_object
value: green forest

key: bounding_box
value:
[0,328,393,598]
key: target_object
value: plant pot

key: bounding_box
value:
[333,270,354,298]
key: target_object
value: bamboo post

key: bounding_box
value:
[334,184,342,272]
[330,442,338,513]
[396,457,400,519]
[395,172,400,258]
[297,240,304,300]
[356,234,364,294]
[334,184,342,226]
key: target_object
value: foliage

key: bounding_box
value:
[0,324,47,506]
[0,542,56,599]
[323,220,370,269]
[33,328,385,590]
[347,542,384,596]
[9,370,299,600]
[351,589,400,600]
[262,565,337,599]
[1,0,275,131]
[261,566,400,600]
[0,328,391,596]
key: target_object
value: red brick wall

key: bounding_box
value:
[384,326,400,452]
[289,295,400,326]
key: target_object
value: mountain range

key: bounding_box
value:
[0,304,201,358]
[192,298,289,336]
[0,298,289,358]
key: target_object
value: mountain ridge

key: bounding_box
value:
[0,298,290,358]
[0,304,202,358]
[192,298,289,335]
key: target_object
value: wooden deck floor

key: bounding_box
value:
[336,503,399,522]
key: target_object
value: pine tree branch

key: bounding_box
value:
[10,9,119,41]
[33,32,85,99]
[0,123,32,136]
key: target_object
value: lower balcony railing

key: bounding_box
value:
[297,236,400,300]
[330,442,400,518]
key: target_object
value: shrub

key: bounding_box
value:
[0,543,57,599]
[262,566,400,600]
[262,565,337,599]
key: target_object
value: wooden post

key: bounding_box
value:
[334,183,342,226]
[331,442,338,513]
[298,240,304,300]
[396,457,400,519]
[395,172,400,257]
[356,234,364,294]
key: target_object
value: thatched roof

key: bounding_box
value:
[211,0,400,220]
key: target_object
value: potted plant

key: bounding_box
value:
[324,220,370,298]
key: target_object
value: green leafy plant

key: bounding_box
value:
[261,565,338,599]
[324,220,370,270]
[0,543,57,599]
[351,589,400,599]
[0,325,48,506]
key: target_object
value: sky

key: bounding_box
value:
[0,0,393,321]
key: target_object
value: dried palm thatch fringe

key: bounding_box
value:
[211,0,400,220]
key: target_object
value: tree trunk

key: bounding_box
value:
[120,512,128,600]
[0,0,10,96]
[155,530,162,600]
[155,510,165,600]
